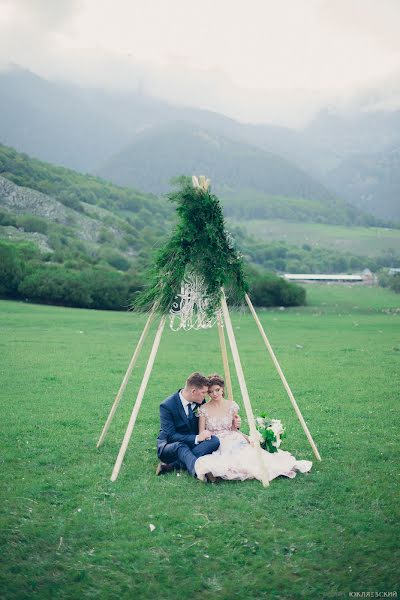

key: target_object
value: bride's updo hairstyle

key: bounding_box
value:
[207,373,225,395]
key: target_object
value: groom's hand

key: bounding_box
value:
[197,429,212,442]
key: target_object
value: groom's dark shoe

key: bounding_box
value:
[205,472,221,483]
[156,462,175,476]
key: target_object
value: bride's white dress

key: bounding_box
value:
[195,401,312,482]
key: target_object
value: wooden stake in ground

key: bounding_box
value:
[97,307,156,449]
[110,315,166,482]
[245,293,321,461]
[220,291,270,487]
[217,312,234,401]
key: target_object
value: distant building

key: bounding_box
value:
[283,271,376,284]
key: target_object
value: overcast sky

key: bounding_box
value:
[0,0,399,126]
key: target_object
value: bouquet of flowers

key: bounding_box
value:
[255,413,286,453]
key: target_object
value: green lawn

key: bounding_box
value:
[1,286,399,599]
[230,218,400,257]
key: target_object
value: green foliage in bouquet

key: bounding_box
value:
[133,176,248,315]
[260,427,279,454]
[255,412,286,454]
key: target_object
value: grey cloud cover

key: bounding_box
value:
[0,0,399,125]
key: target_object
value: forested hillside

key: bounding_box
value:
[1,144,398,310]
[97,121,332,199]
[97,122,391,228]
[0,143,169,218]
[0,144,175,309]
[0,146,307,309]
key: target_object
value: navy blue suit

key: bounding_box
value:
[157,390,220,476]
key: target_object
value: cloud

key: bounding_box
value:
[0,0,79,72]
[0,0,399,126]
[317,0,400,54]
[0,0,79,29]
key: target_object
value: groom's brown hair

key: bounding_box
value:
[185,372,209,389]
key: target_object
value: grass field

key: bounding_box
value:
[1,285,399,599]
[230,218,400,257]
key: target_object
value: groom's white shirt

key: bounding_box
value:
[179,390,199,445]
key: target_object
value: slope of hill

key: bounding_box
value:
[0,143,170,220]
[0,144,173,273]
[97,121,332,198]
[324,146,400,220]
[303,109,400,173]
[0,66,237,173]
[242,109,400,221]
[97,121,389,227]
[231,218,400,259]
[0,67,131,171]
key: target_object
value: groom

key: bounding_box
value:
[156,372,220,479]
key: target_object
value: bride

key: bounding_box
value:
[195,374,312,482]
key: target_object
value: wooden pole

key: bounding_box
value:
[217,312,234,401]
[97,307,156,448]
[220,291,269,487]
[110,315,166,482]
[245,293,321,461]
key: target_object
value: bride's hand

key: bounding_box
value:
[232,414,241,430]
[198,429,212,442]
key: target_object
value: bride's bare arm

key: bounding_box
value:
[240,432,250,444]
[199,415,206,434]
[231,405,249,442]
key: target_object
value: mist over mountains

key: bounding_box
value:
[1,66,399,221]
[97,121,333,200]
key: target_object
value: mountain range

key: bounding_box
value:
[0,65,399,221]
[1,143,399,289]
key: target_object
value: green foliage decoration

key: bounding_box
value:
[134,176,248,315]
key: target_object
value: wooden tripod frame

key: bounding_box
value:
[97,291,321,482]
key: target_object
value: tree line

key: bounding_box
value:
[0,240,306,310]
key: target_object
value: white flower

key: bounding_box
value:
[149,524,156,532]
[269,420,284,436]
[271,436,281,449]
[255,413,286,452]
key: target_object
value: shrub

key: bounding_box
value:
[0,209,17,227]
[378,270,391,288]
[17,265,144,310]
[18,267,92,307]
[249,273,306,307]
[98,228,115,244]
[16,214,48,234]
[104,252,131,272]
[0,241,24,297]
[389,273,400,293]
